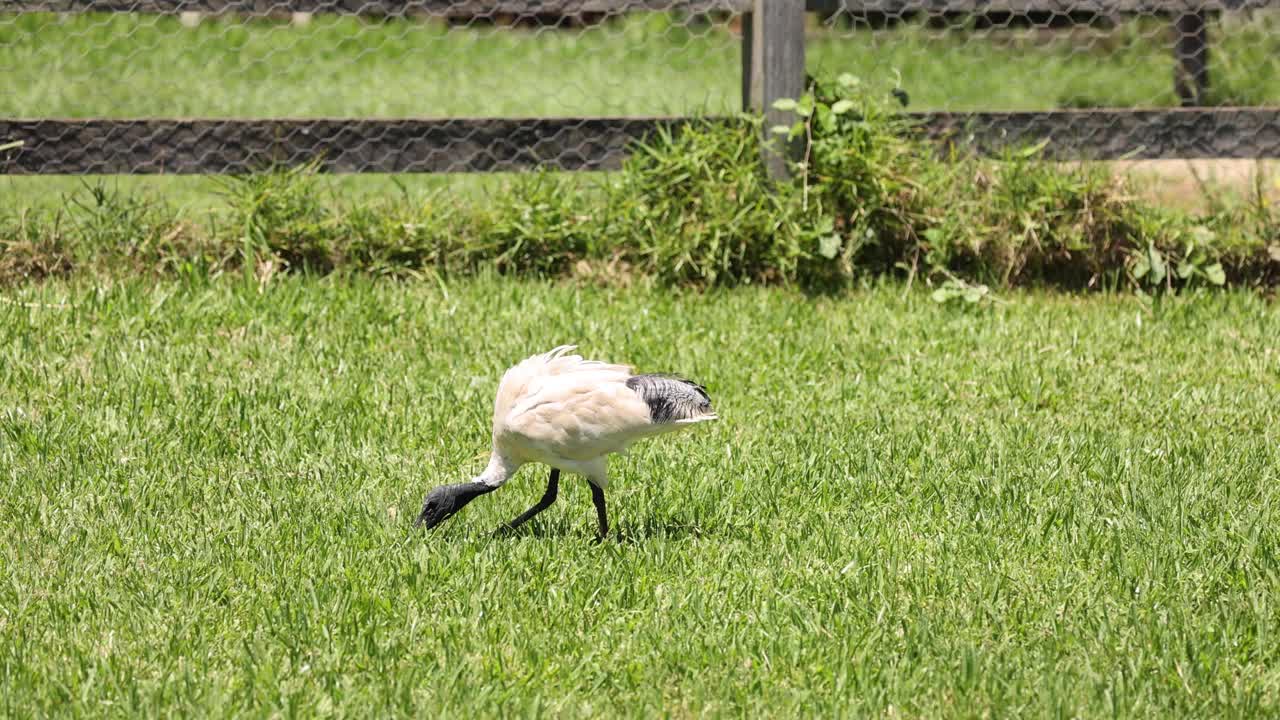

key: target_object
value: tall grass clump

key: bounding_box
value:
[606,119,818,286]
[216,161,341,272]
[0,207,75,282]
[478,172,599,278]
[0,181,220,281]
[3,77,1278,290]
[216,163,452,278]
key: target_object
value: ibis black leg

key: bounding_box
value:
[497,468,559,534]
[590,482,608,539]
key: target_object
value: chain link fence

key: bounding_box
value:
[2,1,1279,175]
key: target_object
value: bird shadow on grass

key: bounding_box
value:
[491,515,752,543]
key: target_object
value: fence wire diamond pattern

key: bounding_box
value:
[2,1,1279,174]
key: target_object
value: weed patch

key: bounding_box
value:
[3,79,1279,291]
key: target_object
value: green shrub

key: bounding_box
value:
[772,72,1279,292]
[4,80,1279,291]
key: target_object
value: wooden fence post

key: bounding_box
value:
[1174,11,1209,106]
[745,0,805,180]
[741,12,754,113]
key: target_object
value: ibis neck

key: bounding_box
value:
[475,452,520,488]
[448,481,498,506]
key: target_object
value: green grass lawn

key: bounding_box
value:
[3,275,1279,716]
[4,12,1279,120]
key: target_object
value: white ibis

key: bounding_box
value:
[415,345,717,538]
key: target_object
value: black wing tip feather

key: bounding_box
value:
[630,372,711,397]
[626,373,714,423]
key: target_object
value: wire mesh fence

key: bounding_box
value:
[807,2,1280,160]
[2,1,1280,176]
[2,4,743,119]
[809,3,1280,109]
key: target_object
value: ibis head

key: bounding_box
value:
[415,482,495,530]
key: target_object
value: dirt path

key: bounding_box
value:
[1099,159,1279,212]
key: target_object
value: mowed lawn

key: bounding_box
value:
[2,276,1278,716]
[5,12,1280,119]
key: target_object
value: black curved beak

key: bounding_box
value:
[414,505,434,528]
[414,482,497,531]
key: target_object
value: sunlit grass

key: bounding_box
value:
[4,12,1279,120]
[2,276,1278,716]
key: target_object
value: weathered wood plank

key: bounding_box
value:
[0,118,689,174]
[917,109,1280,160]
[3,0,750,15]
[740,11,753,113]
[749,0,806,180]
[11,0,1278,13]
[3,111,1279,175]
[806,0,1279,12]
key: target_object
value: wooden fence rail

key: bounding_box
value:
[5,111,1278,175]
[3,0,1280,177]
[12,0,1280,13]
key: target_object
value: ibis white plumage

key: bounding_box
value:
[415,345,717,538]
